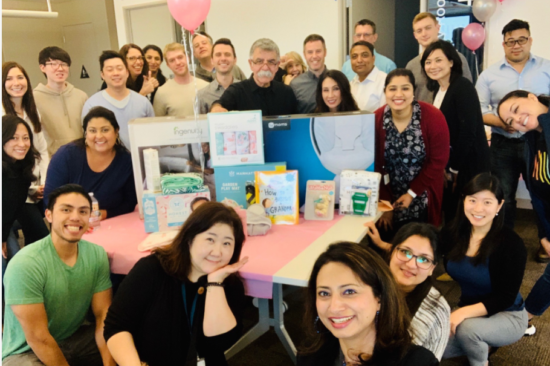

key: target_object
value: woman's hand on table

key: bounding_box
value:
[207,256,249,283]
[393,193,413,210]
[377,211,393,231]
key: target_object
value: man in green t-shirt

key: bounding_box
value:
[3,184,115,366]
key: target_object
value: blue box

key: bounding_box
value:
[214,162,286,208]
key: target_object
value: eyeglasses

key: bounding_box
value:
[127,56,145,62]
[45,62,69,70]
[250,59,279,67]
[395,247,435,270]
[504,37,529,47]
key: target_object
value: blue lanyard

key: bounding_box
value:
[181,283,198,334]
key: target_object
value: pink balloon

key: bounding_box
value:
[462,23,486,51]
[167,0,211,33]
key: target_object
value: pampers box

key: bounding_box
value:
[214,162,286,208]
[143,188,210,233]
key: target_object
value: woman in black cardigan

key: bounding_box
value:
[421,40,490,222]
[104,202,248,366]
[440,173,527,366]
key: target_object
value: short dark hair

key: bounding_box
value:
[192,31,213,44]
[447,173,505,266]
[190,196,210,211]
[350,40,375,55]
[302,243,411,361]
[38,46,72,66]
[385,68,416,92]
[355,19,377,34]
[154,202,245,281]
[502,19,530,37]
[99,50,127,71]
[212,38,237,58]
[304,34,326,48]
[421,40,463,92]
[314,70,359,113]
[76,107,127,152]
[47,184,92,212]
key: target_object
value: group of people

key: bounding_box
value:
[2,8,550,366]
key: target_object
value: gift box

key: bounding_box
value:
[142,188,211,233]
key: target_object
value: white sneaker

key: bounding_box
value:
[524,324,536,336]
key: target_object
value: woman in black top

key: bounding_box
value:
[298,242,438,366]
[143,44,167,104]
[421,40,490,222]
[104,202,248,366]
[2,115,41,268]
[314,70,359,113]
[440,173,528,366]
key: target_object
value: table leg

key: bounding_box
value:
[225,284,298,364]
[225,297,270,359]
[273,284,297,364]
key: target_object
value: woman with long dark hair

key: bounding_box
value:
[374,68,450,238]
[104,202,248,366]
[314,70,359,113]
[440,173,528,366]
[366,222,450,360]
[143,44,167,104]
[2,61,50,245]
[498,91,550,334]
[421,40,490,223]
[44,106,137,219]
[2,115,45,271]
[298,242,438,366]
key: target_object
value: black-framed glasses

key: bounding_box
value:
[45,62,69,70]
[504,37,529,47]
[395,247,435,270]
[250,59,279,67]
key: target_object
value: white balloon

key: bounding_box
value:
[473,0,497,22]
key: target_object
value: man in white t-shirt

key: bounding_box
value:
[349,41,386,112]
[153,43,208,117]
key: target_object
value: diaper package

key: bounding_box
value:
[255,170,299,225]
[160,173,204,194]
[304,180,336,221]
[339,170,381,217]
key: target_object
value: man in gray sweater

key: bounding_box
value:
[406,12,472,103]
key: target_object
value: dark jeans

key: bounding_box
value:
[18,202,49,245]
[490,134,527,229]
[525,262,550,316]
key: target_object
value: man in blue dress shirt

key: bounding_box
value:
[476,19,550,262]
[341,19,396,81]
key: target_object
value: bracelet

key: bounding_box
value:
[206,282,225,288]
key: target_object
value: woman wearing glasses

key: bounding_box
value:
[101,44,158,98]
[366,222,450,360]
[2,62,50,245]
[440,173,528,366]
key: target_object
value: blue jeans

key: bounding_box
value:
[525,263,550,316]
[490,134,527,229]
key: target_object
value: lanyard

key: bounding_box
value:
[181,283,199,334]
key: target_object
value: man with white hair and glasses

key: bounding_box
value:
[210,38,298,115]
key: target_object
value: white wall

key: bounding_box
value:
[113,0,344,74]
[2,0,118,96]
[484,0,550,67]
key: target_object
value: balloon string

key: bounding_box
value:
[182,26,205,178]
[474,51,479,79]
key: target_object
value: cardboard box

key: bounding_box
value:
[214,162,286,208]
[208,110,265,167]
[142,188,210,233]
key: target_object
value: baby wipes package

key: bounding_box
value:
[339,170,381,217]
[304,180,336,221]
[255,170,299,225]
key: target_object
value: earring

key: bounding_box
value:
[496,212,499,216]
[116,136,122,146]
[375,310,380,327]
[314,316,324,334]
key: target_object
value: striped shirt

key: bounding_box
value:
[410,286,451,360]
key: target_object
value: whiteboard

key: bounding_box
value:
[206,0,344,75]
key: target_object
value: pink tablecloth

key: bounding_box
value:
[83,211,342,299]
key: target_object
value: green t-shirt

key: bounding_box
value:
[2,235,112,359]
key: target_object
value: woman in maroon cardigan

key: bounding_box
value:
[374,68,449,236]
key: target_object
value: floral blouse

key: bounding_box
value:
[383,101,428,223]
